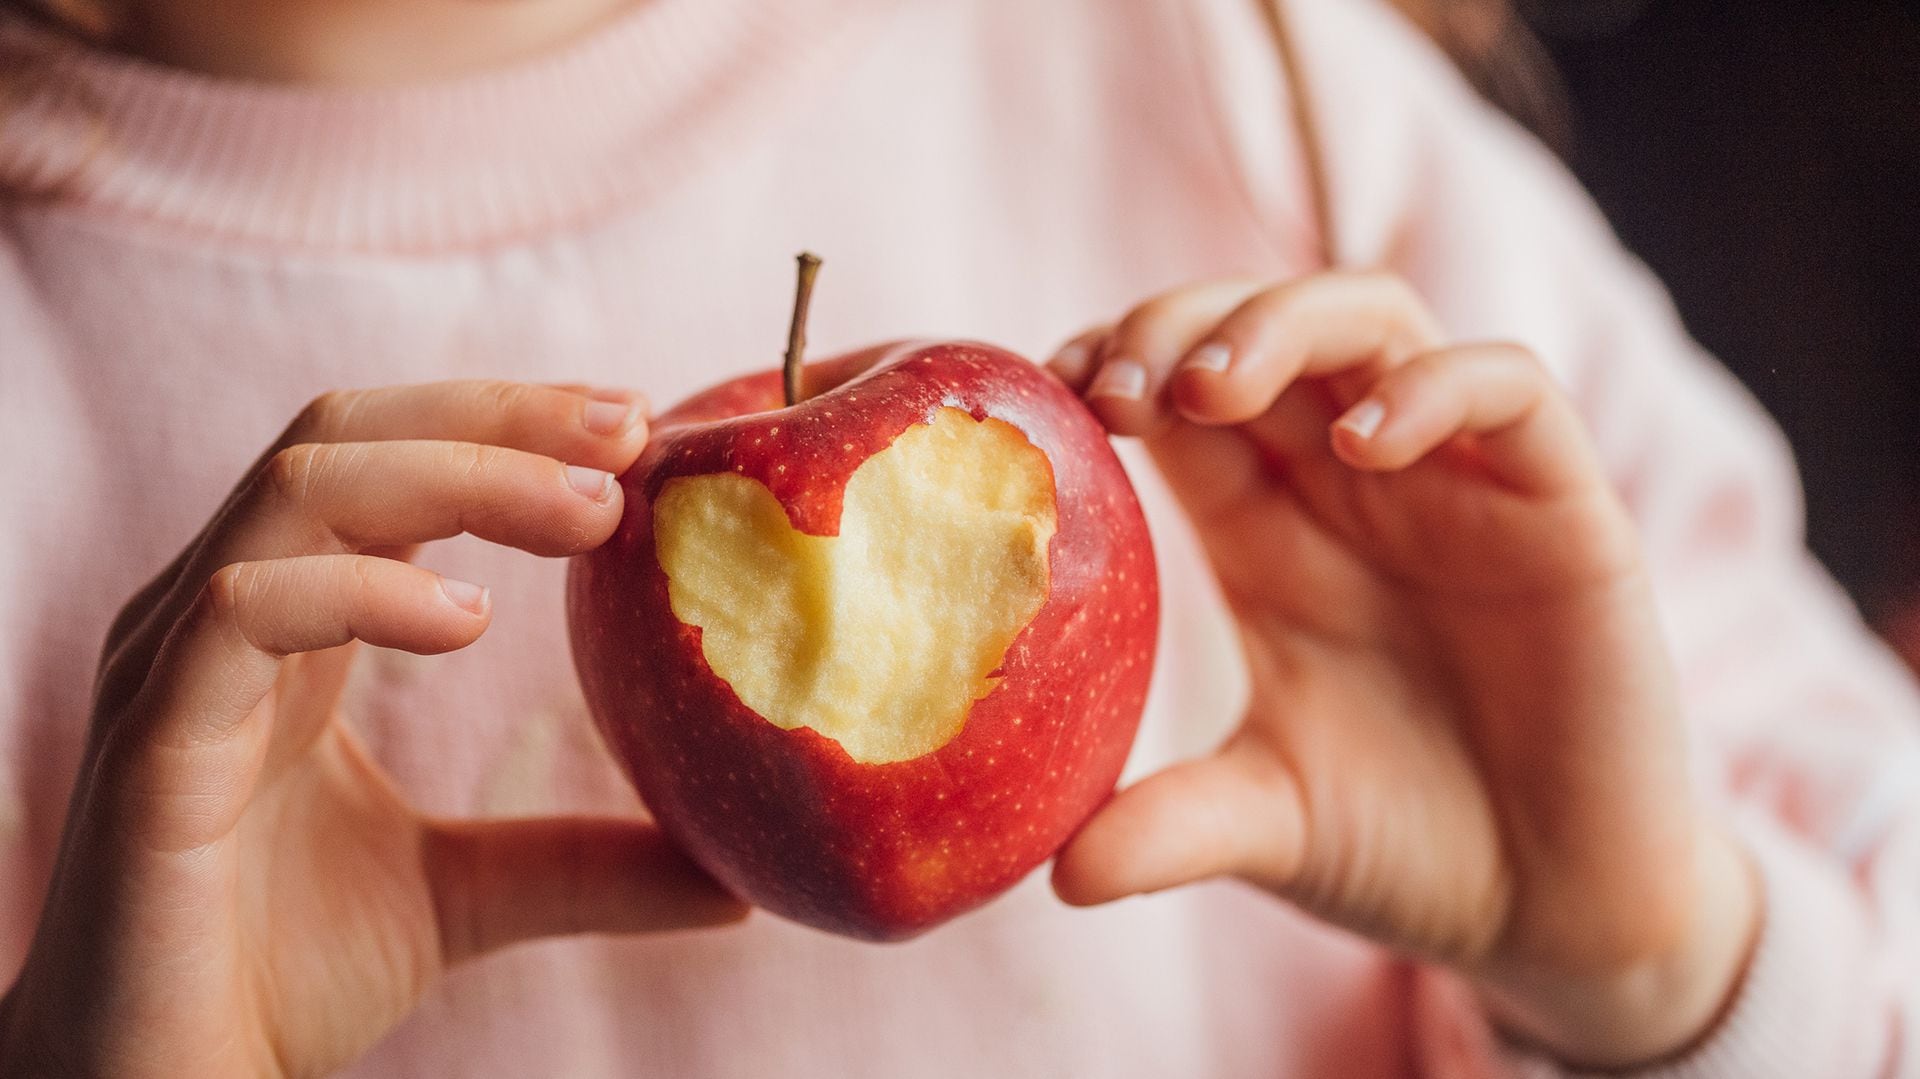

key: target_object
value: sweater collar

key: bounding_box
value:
[0,0,873,252]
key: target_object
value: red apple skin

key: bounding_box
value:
[567,342,1158,941]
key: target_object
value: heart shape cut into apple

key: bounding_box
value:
[651,407,1058,764]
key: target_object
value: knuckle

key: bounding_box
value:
[1224,279,1314,334]
[195,561,288,656]
[346,554,385,596]
[1261,274,1318,305]
[454,440,508,483]
[1354,274,1441,347]
[475,379,533,419]
[291,389,354,440]
[1228,284,1305,334]
[197,562,254,625]
[1395,350,1454,389]
[262,443,325,504]
[1115,291,1192,337]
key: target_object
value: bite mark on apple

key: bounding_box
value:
[652,407,1058,764]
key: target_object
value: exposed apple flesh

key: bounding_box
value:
[569,342,1158,940]
[653,408,1058,765]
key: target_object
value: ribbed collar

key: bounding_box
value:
[0,0,869,252]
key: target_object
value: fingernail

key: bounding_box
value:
[1337,399,1386,439]
[440,577,489,615]
[567,465,616,502]
[1182,342,1233,373]
[1088,358,1147,401]
[584,399,640,435]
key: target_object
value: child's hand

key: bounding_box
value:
[0,382,746,1077]
[1047,274,1759,1068]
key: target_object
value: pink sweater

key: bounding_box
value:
[3,1,1916,1075]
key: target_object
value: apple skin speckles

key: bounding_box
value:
[568,342,1158,941]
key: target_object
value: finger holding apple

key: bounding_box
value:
[1045,273,1760,1069]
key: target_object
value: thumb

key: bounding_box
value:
[423,817,749,965]
[1051,735,1307,906]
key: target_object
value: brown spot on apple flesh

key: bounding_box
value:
[652,407,1058,764]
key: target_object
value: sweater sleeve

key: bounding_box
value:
[1182,0,1920,1074]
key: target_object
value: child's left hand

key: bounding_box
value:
[1047,273,1759,1069]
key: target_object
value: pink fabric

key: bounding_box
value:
[2,0,1915,1074]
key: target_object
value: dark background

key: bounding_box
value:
[1524,1,1920,636]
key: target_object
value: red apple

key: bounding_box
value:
[568,267,1157,940]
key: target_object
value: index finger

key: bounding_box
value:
[1167,272,1445,427]
[284,380,648,476]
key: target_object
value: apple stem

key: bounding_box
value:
[783,252,823,407]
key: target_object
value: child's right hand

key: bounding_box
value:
[0,382,747,1078]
